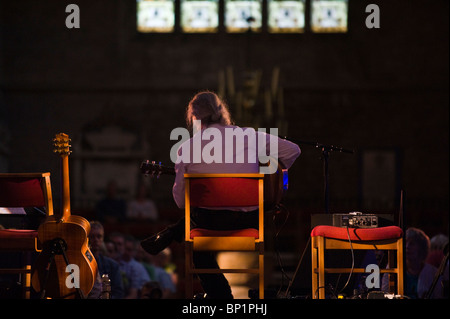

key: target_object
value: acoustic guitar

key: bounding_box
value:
[31,133,97,299]
[140,160,288,210]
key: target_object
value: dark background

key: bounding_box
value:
[0,0,448,297]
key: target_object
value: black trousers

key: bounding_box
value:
[170,208,259,299]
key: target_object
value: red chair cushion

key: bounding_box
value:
[0,177,45,207]
[190,228,259,239]
[0,229,38,239]
[311,225,403,241]
[189,178,259,207]
[0,229,39,251]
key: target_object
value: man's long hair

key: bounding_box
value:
[186,91,233,129]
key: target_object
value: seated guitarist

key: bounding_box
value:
[141,91,300,299]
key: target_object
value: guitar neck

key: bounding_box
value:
[60,155,71,221]
[53,132,72,222]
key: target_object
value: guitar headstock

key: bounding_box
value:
[53,133,72,157]
[140,160,175,178]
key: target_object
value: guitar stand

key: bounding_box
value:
[39,238,86,299]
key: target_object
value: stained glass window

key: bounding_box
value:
[181,0,219,32]
[268,0,305,33]
[137,0,175,33]
[310,0,348,33]
[136,0,349,34]
[225,0,262,33]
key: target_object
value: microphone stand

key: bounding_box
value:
[280,137,355,298]
[284,137,354,214]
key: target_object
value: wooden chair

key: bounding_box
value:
[0,173,53,298]
[184,173,265,299]
[311,225,404,299]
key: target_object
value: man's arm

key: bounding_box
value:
[277,136,301,169]
[259,131,301,173]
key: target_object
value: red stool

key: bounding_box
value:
[311,225,403,299]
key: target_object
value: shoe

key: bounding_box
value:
[140,228,174,255]
[193,292,233,299]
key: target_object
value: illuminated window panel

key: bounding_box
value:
[181,0,219,32]
[268,0,305,33]
[137,0,175,33]
[311,0,348,33]
[225,0,262,33]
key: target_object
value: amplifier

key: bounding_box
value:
[311,212,395,229]
[333,213,378,228]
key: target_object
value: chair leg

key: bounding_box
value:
[397,238,404,296]
[311,237,318,299]
[387,250,396,293]
[185,243,193,299]
[311,236,326,299]
[317,237,326,299]
[259,252,264,299]
[23,265,31,299]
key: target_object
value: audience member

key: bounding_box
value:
[155,247,178,288]
[427,233,448,268]
[126,183,158,221]
[96,180,126,223]
[140,281,163,299]
[87,221,124,299]
[136,246,176,298]
[382,227,443,298]
[104,238,119,260]
[113,233,150,298]
[109,232,126,262]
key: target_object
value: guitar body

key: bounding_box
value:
[263,165,288,211]
[32,215,97,299]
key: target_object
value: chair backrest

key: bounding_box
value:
[0,173,53,216]
[184,173,264,242]
[188,176,261,208]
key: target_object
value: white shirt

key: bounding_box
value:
[172,124,301,210]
